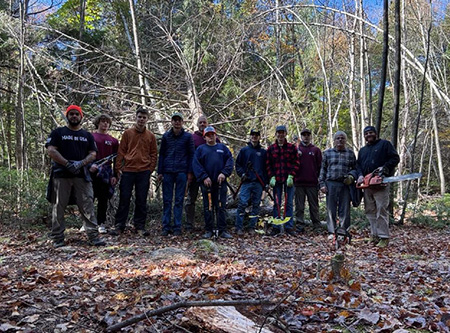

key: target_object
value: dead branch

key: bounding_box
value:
[106,299,274,332]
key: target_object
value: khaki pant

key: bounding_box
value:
[363,185,390,239]
[50,177,99,242]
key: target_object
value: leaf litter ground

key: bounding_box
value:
[0,223,449,332]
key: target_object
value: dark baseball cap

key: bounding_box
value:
[276,125,287,132]
[250,129,260,136]
[301,128,312,135]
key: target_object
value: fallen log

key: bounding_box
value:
[106,299,274,332]
[185,305,274,332]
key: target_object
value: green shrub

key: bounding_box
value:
[410,194,450,229]
[0,167,49,225]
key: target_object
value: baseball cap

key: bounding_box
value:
[203,126,216,136]
[276,125,287,132]
[250,129,260,136]
[171,112,183,120]
[301,128,312,135]
[65,105,83,118]
[363,125,377,134]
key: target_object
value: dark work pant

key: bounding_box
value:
[115,170,151,231]
[162,172,187,233]
[92,177,110,225]
[200,183,228,232]
[294,186,320,226]
[325,180,351,233]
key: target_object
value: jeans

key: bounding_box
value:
[115,170,151,231]
[200,182,228,232]
[325,180,351,233]
[235,182,263,230]
[162,172,187,233]
[272,183,294,230]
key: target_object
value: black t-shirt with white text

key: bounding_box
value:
[45,126,97,178]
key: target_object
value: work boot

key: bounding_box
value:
[137,229,150,237]
[269,228,280,236]
[368,235,379,244]
[53,240,66,248]
[236,229,244,236]
[173,230,182,236]
[376,238,389,248]
[161,229,170,237]
[109,228,124,236]
[286,228,297,236]
[219,231,233,239]
[90,238,106,246]
[203,231,213,239]
[98,226,107,234]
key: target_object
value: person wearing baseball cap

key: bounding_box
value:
[193,126,234,239]
[294,128,322,233]
[235,129,267,236]
[266,125,300,236]
[157,111,195,237]
[184,115,220,232]
[356,125,399,248]
[45,105,106,248]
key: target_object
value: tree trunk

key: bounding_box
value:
[430,91,445,195]
[376,0,389,134]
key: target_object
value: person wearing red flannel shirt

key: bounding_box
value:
[266,125,300,236]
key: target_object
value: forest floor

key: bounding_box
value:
[0,221,449,333]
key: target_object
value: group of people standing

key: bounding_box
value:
[46,105,399,249]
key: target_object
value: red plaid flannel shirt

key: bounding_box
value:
[266,140,300,183]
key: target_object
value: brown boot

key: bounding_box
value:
[376,238,389,248]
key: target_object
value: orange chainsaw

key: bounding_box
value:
[356,170,422,189]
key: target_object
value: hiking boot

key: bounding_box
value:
[90,238,106,246]
[368,235,379,244]
[286,228,297,236]
[203,231,213,239]
[236,229,244,236]
[269,229,280,236]
[296,225,305,233]
[173,230,182,236]
[137,229,150,237]
[219,231,233,239]
[53,240,66,248]
[98,226,107,234]
[161,229,170,237]
[377,238,389,248]
[109,228,124,236]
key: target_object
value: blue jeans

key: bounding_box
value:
[200,182,228,232]
[162,172,187,233]
[235,182,263,230]
[115,170,151,231]
[272,183,294,230]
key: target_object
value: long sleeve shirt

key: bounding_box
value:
[193,143,234,183]
[115,126,158,173]
[319,147,356,187]
[266,140,299,183]
[357,139,400,177]
[158,128,195,174]
[294,143,322,187]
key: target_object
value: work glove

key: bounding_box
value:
[269,176,276,188]
[66,160,84,174]
[287,175,294,187]
[241,173,248,182]
[343,174,355,185]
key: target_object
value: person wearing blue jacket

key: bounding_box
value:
[193,126,234,239]
[356,126,400,248]
[158,112,195,236]
[235,129,267,235]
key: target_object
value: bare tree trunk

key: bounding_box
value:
[430,91,445,195]
[358,0,367,148]
[391,0,401,148]
[348,27,358,151]
[376,0,389,134]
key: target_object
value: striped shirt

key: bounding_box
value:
[319,147,356,187]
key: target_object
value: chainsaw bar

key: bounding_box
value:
[382,172,422,183]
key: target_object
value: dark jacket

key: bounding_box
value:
[193,143,234,183]
[235,142,267,184]
[158,128,195,174]
[357,139,400,177]
[294,143,322,187]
